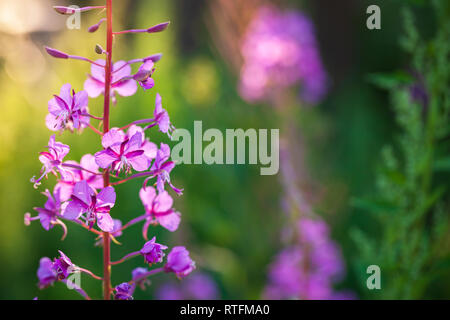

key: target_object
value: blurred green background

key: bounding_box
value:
[0,0,448,299]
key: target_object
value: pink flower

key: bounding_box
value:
[153,93,174,136]
[125,125,158,161]
[133,60,155,90]
[150,143,182,195]
[94,128,150,175]
[84,59,138,102]
[63,180,116,232]
[164,246,195,278]
[31,135,70,187]
[55,154,103,202]
[31,188,65,231]
[139,186,181,236]
[139,236,168,265]
[46,84,90,132]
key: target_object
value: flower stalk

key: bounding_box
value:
[102,0,114,300]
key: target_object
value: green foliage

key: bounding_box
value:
[352,2,450,299]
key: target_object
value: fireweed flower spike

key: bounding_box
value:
[46,83,90,132]
[31,1,193,300]
[63,180,116,232]
[239,6,328,104]
[31,135,70,188]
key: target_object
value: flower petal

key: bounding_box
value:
[72,180,94,206]
[157,211,180,232]
[153,191,173,213]
[139,186,156,209]
[97,212,114,232]
[97,186,116,208]
[63,200,84,220]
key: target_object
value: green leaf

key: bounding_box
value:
[366,72,414,90]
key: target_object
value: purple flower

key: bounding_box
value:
[114,282,134,300]
[156,273,219,300]
[46,83,90,132]
[139,186,181,235]
[139,236,168,265]
[298,217,329,247]
[55,154,103,202]
[63,180,116,232]
[131,267,151,290]
[37,257,57,289]
[150,143,182,195]
[266,247,305,299]
[84,59,138,102]
[164,246,195,278]
[125,125,157,161]
[94,129,150,174]
[265,217,349,300]
[31,135,70,187]
[52,250,74,280]
[153,93,174,136]
[30,188,64,231]
[239,6,328,104]
[184,273,219,300]
[156,283,183,300]
[133,60,155,90]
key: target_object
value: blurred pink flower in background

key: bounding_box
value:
[239,6,328,104]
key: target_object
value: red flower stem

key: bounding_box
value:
[120,214,147,231]
[129,267,164,284]
[110,171,156,186]
[87,123,103,136]
[81,113,104,120]
[119,118,155,131]
[113,29,146,35]
[102,0,114,301]
[78,267,103,280]
[68,55,105,67]
[110,251,140,266]
[61,163,102,176]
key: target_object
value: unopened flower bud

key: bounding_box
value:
[45,46,69,59]
[88,18,106,33]
[95,44,104,55]
[147,22,170,33]
[53,6,77,15]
